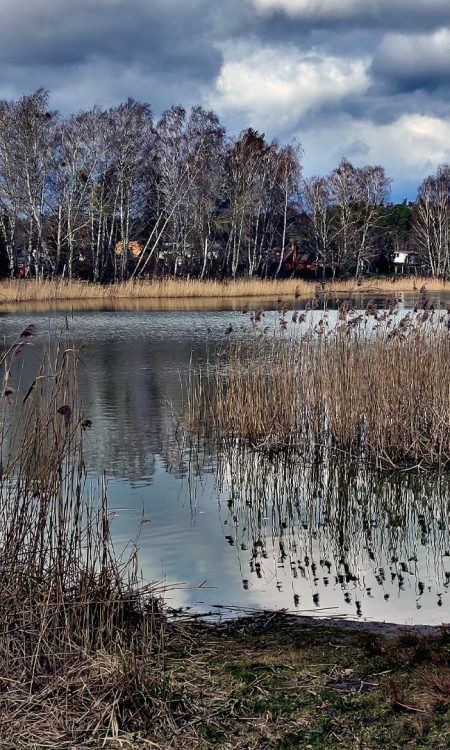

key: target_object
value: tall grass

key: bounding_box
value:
[186,308,450,469]
[0,330,166,748]
[0,275,449,304]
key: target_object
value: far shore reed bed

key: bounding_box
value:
[0,274,449,304]
[186,306,450,470]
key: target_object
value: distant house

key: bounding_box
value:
[270,243,317,277]
[393,250,422,274]
[115,241,143,258]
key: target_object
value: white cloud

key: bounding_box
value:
[208,43,369,129]
[300,113,450,188]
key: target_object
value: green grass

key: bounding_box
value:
[160,614,450,749]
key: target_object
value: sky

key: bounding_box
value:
[1,0,450,201]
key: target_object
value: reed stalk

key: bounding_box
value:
[0,329,166,748]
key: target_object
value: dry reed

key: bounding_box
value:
[186,307,450,469]
[0,330,170,748]
[0,275,448,305]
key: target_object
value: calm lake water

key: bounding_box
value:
[1,291,450,626]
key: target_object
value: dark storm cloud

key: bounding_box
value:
[0,0,449,196]
[0,0,243,113]
[250,0,450,32]
[1,0,448,117]
[0,0,218,71]
[371,30,450,94]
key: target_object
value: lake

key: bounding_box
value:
[1,291,449,625]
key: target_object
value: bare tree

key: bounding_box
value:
[185,107,226,277]
[133,106,224,278]
[0,89,406,285]
[51,107,110,278]
[0,90,56,277]
[0,100,20,276]
[328,159,358,276]
[303,175,333,279]
[352,164,391,275]
[273,142,302,277]
[414,165,450,277]
[107,99,154,280]
[224,130,290,277]
[328,159,390,276]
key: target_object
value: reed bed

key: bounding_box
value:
[323,275,450,294]
[186,307,450,469]
[0,330,173,748]
[0,275,448,305]
[0,277,316,303]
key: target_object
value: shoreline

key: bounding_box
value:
[0,275,449,307]
[196,609,449,638]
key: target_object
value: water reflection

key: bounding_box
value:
[0,296,281,315]
[0,308,225,483]
[207,447,450,622]
[0,297,449,625]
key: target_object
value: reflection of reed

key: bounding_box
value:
[0,295,282,315]
[210,447,450,618]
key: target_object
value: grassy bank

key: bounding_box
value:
[161,612,450,750]
[5,592,450,749]
[0,275,449,305]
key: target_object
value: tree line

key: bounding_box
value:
[0,89,448,281]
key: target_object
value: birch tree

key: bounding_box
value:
[272,143,302,277]
[352,165,391,275]
[52,107,110,278]
[0,100,20,276]
[328,159,390,276]
[413,165,450,277]
[133,106,224,278]
[224,130,276,277]
[107,99,154,280]
[303,175,333,278]
[0,90,56,277]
